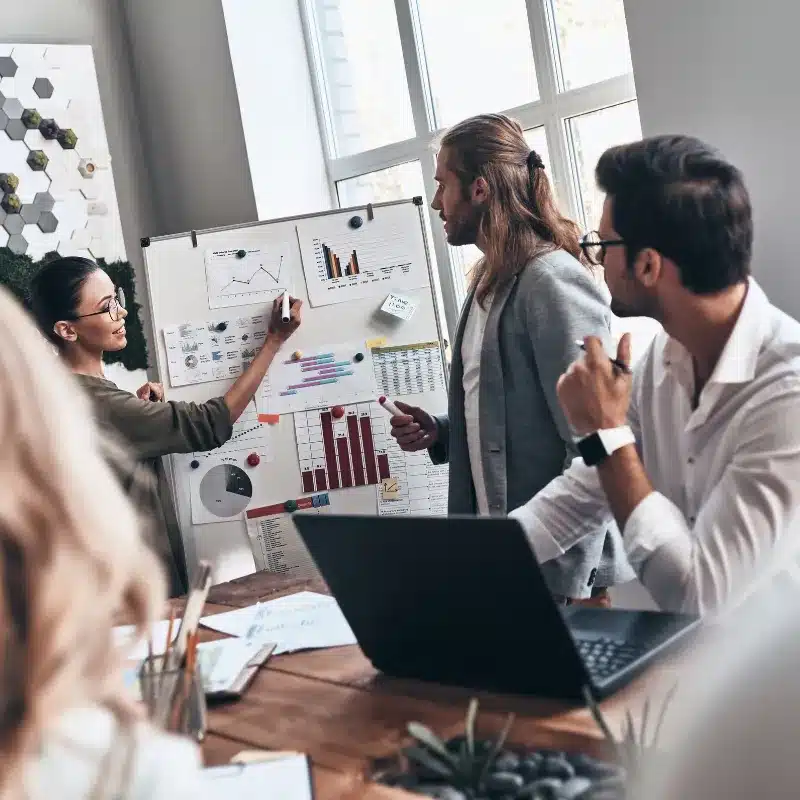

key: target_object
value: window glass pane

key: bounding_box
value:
[335,161,425,207]
[568,100,642,229]
[523,127,551,173]
[550,0,633,91]
[415,0,538,129]
[313,0,415,156]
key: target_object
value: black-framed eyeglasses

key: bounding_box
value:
[73,287,126,322]
[580,231,625,266]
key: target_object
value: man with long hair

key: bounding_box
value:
[390,113,632,604]
[511,135,800,614]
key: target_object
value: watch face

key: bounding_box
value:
[577,433,606,467]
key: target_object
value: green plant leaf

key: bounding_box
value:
[476,712,516,788]
[407,722,458,767]
[404,745,456,780]
[465,698,479,761]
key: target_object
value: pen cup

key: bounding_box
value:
[138,654,207,741]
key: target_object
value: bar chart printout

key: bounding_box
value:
[294,403,391,494]
[295,204,430,307]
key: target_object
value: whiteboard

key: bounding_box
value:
[141,199,449,584]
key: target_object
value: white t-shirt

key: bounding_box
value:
[26,706,207,800]
[461,294,491,515]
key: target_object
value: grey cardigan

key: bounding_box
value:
[430,250,633,598]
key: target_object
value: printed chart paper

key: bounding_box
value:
[263,341,378,415]
[377,434,448,517]
[205,243,294,310]
[183,408,272,525]
[294,403,391,494]
[372,341,446,397]
[163,314,268,387]
[245,493,330,578]
[296,204,430,307]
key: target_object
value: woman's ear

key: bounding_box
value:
[53,321,78,343]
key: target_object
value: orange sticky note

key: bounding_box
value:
[258,413,280,424]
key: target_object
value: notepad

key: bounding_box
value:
[197,638,275,697]
[204,753,313,798]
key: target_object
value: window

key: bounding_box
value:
[303,0,640,334]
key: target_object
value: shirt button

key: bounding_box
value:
[687,457,695,464]
[689,516,696,524]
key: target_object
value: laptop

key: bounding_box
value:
[294,514,699,701]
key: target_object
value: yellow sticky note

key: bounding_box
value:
[381,477,400,500]
[366,337,387,349]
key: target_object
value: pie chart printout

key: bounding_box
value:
[199,464,253,518]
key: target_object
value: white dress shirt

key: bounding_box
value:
[461,294,491,516]
[510,280,800,614]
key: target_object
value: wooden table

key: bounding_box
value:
[185,572,677,798]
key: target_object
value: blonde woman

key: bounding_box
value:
[0,286,206,799]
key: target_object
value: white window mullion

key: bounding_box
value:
[525,0,582,224]
[394,0,434,136]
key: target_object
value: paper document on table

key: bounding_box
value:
[372,341,445,397]
[377,433,448,517]
[245,493,329,578]
[200,591,356,654]
[203,754,313,799]
[196,638,274,695]
[113,618,180,661]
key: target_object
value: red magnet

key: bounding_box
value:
[247,452,261,467]
[331,405,345,419]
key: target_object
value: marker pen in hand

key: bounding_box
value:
[378,396,403,416]
[281,291,291,323]
[575,340,632,375]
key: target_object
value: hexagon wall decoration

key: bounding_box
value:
[57,128,77,149]
[26,150,48,171]
[21,108,41,129]
[0,44,125,266]
[33,77,53,99]
[0,173,19,194]
[39,118,59,140]
[0,57,17,79]
[7,233,28,255]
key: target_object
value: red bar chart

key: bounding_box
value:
[294,403,391,494]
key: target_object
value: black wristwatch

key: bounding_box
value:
[577,425,635,467]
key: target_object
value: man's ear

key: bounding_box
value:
[471,175,489,205]
[53,321,78,343]
[633,247,662,289]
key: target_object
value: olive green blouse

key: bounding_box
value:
[77,375,233,596]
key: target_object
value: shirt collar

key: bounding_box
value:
[655,278,769,387]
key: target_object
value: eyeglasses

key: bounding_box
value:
[580,231,626,266]
[73,287,127,322]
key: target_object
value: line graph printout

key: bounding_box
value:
[205,243,294,310]
[262,342,377,415]
[294,403,391,494]
[295,204,430,307]
[163,314,268,388]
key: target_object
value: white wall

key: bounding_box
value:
[221,0,332,220]
[624,0,800,320]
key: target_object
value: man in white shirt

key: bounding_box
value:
[510,134,800,615]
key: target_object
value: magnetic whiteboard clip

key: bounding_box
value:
[140,237,150,248]
[366,202,374,221]
[412,196,424,206]
[190,229,198,248]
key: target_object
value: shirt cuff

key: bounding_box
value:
[509,505,565,563]
[623,491,688,569]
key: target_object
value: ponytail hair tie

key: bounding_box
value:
[527,150,545,171]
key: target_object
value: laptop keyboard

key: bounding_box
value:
[575,637,648,680]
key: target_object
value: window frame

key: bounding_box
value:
[299,0,637,338]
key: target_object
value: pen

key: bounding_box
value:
[575,340,632,375]
[281,291,291,324]
[378,396,402,416]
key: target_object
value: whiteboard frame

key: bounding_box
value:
[140,197,449,583]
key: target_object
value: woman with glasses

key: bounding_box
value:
[29,257,302,597]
